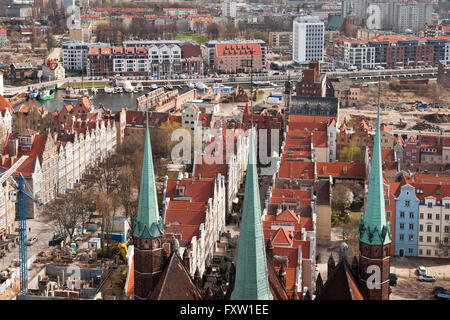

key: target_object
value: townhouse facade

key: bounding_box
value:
[394,184,420,257]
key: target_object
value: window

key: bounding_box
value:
[436,214,440,220]
[409,235,414,241]
[420,224,423,231]
[408,248,413,254]
[445,203,450,209]
[426,249,431,256]
[435,237,440,243]
[400,223,405,230]
[436,225,439,233]
[446,214,450,221]
[405,200,410,207]
[427,236,432,242]
[409,224,414,230]
[428,202,433,208]
[427,225,432,232]
[399,234,404,241]
[386,211,391,218]
[428,214,432,220]
[385,199,390,206]
[419,236,423,242]
[419,249,423,255]
[420,213,424,219]
[445,226,450,233]
[400,211,405,218]
[409,212,414,219]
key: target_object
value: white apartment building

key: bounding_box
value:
[418,193,450,258]
[222,2,237,18]
[293,16,324,65]
[0,28,7,48]
[62,40,108,71]
[342,41,375,69]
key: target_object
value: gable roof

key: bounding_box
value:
[271,227,293,246]
[276,209,299,222]
[149,253,202,300]
[315,259,365,300]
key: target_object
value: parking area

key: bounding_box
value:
[390,278,450,300]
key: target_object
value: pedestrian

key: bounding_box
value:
[28,227,31,232]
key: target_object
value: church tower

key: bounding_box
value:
[231,129,273,300]
[358,90,392,300]
[132,115,165,300]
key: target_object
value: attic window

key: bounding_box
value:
[176,186,185,197]
[416,188,423,194]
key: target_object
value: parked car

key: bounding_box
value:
[389,273,398,286]
[27,237,38,246]
[432,287,447,295]
[418,275,436,282]
[9,258,21,267]
[49,234,64,246]
[417,266,427,276]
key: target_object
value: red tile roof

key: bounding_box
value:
[0,95,14,114]
[165,178,215,203]
[216,43,261,56]
[316,162,365,178]
[271,227,293,245]
[278,161,314,179]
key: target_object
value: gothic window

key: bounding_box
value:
[153,239,160,249]
[144,239,150,249]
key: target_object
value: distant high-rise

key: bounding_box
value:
[222,1,237,18]
[293,16,324,65]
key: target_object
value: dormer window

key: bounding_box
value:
[176,186,185,197]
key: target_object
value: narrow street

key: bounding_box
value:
[0,214,54,271]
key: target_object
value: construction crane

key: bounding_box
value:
[0,156,43,300]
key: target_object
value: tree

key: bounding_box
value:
[206,23,219,40]
[46,31,56,53]
[338,136,365,162]
[331,184,354,214]
[41,187,96,240]
[97,191,113,249]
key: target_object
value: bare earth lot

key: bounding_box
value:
[390,278,450,300]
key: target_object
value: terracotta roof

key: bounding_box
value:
[149,253,202,300]
[380,124,392,133]
[165,178,215,203]
[278,161,314,179]
[316,259,364,300]
[316,162,365,178]
[267,260,290,300]
[0,95,14,114]
[276,209,299,222]
[396,136,404,147]
[313,131,327,148]
[216,43,261,56]
[271,227,293,246]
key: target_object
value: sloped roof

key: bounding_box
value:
[276,209,299,222]
[316,162,365,178]
[149,253,202,300]
[315,259,364,300]
[271,227,293,246]
[0,95,14,114]
[165,178,215,203]
[327,16,345,30]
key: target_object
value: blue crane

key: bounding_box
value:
[0,156,43,299]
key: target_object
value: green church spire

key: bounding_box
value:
[348,0,354,16]
[359,89,392,246]
[133,110,163,239]
[231,129,273,300]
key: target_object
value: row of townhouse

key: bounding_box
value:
[0,99,117,218]
[161,173,226,277]
[382,172,450,258]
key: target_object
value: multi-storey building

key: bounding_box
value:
[419,135,443,164]
[204,40,267,69]
[394,183,419,257]
[403,136,420,164]
[293,16,324,64]
[330,35,450,69]
[87,43,203,78]
[213,42,263,73]
[62,40,108,72]
[268,32,293,50]
[416,185,450,258]
[0,181,16,239]
[295,61,327,97]
[221,1,237,18]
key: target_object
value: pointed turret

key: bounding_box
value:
[133,123,163,239]
[359,93,392,246]
[231,129,273,300]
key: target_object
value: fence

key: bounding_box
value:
[0,253,38,295]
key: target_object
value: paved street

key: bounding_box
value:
[0,214,54,271]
